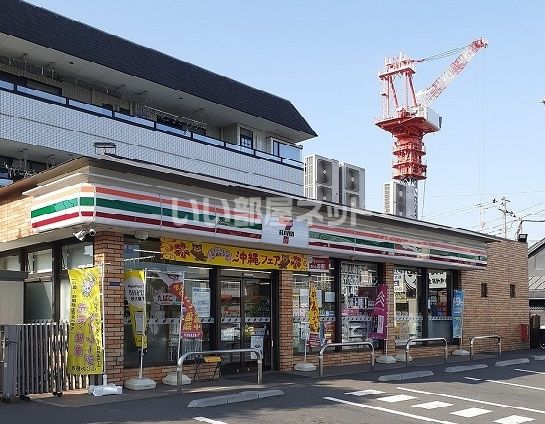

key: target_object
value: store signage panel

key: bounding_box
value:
[161,238,308,271]
[261,215,309,248]
[308,256,330,272]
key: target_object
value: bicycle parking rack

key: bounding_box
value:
[469,335,501,360]
[405,337,448,367]
[176,348,263,392]
[318,342,375,377]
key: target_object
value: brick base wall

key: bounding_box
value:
[0,194,32,242]
[123,363,219,383]
[94,231,125,384]
[278,271,294,372]
[460,239,529,353]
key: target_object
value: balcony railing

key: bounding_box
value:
[0,78,303,169]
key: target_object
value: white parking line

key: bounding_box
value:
[451,407,491,418]
[376,394,417,403]
[464,377,481,381]
[193,418,228,424]
[397,387,545,415]
[482,379,545,392]
[412,401,453,409]
[494,416,534,424]
[324,397,458,424]
[514,368,545,375]
[345,389,385,396]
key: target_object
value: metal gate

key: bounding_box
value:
[1,322,89,401]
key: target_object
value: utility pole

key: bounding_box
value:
[493,197,513,238]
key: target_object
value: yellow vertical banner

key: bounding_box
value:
[67,266,103,375]
[124,270,147,349]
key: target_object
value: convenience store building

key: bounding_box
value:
[0,157,530,383]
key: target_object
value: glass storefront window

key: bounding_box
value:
[24,280,53,322]
[394,267,422,346]
[340,261,379,344]
[292,271,335,354]
[27,249,52,273]
[62,242,93,269]
[0,254,20,271]
[123,238,212,367]
[427,269,453,340]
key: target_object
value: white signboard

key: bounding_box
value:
[299,289,309,308]
[261,215,309,248]
[429,271,447,289]
[250,335,264,360]
[192,287,211,318]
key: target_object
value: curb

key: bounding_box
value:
[445,364,488,373]
[532,354,545,361]
[187,390,284,408]
[495,358,530,367]
[378,371,434,382]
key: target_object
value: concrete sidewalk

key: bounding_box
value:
[26,348,542,408]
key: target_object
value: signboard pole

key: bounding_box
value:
[100,263,107,385]
[452,289,469,356]
[375,284,397,364]
[176,272,184,365]
[86,263,123,396]
[294,286,316,372]
[125,268,157,390]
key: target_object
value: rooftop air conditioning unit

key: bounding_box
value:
[384,181,416,218]
[339,162,365,209]
[304,154,339,203]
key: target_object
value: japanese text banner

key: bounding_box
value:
[67,266,103,375]
[161,238,308,271]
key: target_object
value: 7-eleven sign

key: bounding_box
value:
[262,215,309,248]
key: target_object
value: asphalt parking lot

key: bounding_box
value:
[3,351,545,424]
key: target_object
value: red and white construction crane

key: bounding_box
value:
[376,38,487,218]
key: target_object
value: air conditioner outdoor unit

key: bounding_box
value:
[339,162,365,209]
[383,181,416,218]
[304,154,339,203]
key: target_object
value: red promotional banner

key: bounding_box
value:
[156,272,203,339]
[369,284,388,340]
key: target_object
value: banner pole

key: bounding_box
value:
[138,268,147,380]
[100,262,107,386]
[177,271,184,363]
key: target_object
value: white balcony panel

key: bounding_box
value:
[0,90,303,195]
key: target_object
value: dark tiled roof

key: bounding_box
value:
[529,238,545,257]
[0,0,317,138]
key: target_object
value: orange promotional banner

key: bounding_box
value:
[161,238,308,271]
[308,283,321,347]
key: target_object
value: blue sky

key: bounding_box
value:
[26,1,545,244]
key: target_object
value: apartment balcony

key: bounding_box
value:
[0,79,304,195]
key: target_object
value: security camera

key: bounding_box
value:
[73,230,87,241]
[134,230,148,240]
[88,228,96,237]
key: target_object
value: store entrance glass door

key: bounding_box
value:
[220,274,272,374]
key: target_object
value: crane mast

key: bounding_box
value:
[376,38,488,219]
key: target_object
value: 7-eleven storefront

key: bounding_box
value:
[0,159,529,383]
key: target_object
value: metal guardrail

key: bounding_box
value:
[176,348,263,392]
[470,335,501,360]
[405,337,448,367]
[318,342,375,377]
